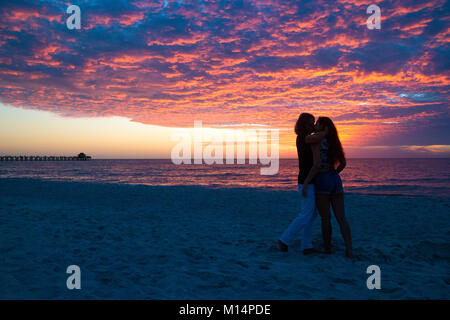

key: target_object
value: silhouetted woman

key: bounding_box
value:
[278,113,321,255]
[313,117,353,258]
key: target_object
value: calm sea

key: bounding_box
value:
[0,159,449,197]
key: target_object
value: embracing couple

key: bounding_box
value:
[278,113,353,258]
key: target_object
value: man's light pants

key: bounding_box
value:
[280,184,318,250]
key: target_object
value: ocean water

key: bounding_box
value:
[0,158,449,197]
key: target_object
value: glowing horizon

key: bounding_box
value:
[1,103,448,159]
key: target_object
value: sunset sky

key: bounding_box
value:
[0,0,449,158]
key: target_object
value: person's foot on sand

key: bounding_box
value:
[302,248,322,255]
[278,239,288,252]
[345,251,353,259]
[324,247,332,254]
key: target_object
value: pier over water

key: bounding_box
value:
[0,153,92,161]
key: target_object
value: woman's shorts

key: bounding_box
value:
[314,170,344,195]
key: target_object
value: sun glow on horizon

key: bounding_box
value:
[1,104,449,159]
[0,104,295,158]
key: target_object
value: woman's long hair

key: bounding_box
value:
[317,117,346,167]
[294,113,314,140]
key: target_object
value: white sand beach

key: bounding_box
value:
[0,178,449,299]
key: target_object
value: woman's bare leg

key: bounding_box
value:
[316,194,332,253]
[330,193,353,258]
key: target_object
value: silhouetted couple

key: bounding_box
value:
[278,113,353,258]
